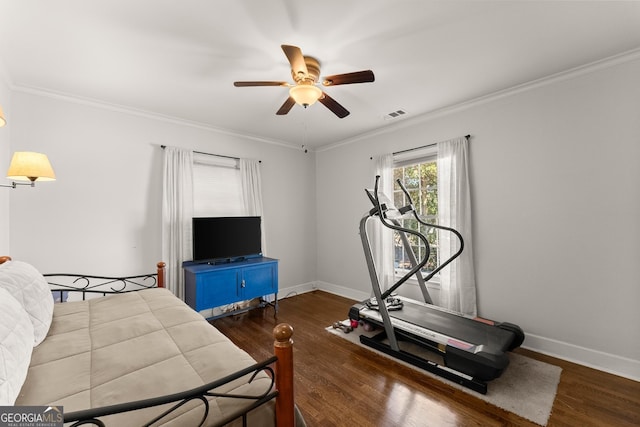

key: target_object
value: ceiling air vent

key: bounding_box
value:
[384,109,407,120]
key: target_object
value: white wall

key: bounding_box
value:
[0,71,10,253]
[7,91,317,291]
[316,57,640,379]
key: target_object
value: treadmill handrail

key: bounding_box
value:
[370,176,431,300]
[369,176,465,300]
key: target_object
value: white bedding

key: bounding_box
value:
[0,260,53,346]
[0,287,35,405]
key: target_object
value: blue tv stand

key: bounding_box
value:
[183,256,278,319]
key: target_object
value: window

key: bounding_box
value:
[192,154,243,217]
[392,156,439,277]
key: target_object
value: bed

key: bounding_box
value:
[0,256,302,427]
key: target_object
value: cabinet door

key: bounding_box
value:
[241,263,276,300]
[196,269,239,310]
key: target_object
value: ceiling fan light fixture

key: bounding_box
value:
[289,84,322,108]
[234,45,373,117]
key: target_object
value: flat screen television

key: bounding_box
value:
[192,216,262,263]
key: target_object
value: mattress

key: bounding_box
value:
[16,287,275,426]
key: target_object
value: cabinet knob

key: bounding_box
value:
[241,279,246,288]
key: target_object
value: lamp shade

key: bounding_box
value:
[6,152,56,182]
[289,84,322,107]
[0,105,6,127]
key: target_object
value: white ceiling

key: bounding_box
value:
[0,1,639,150]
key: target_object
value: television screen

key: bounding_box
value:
[192,216,262,262]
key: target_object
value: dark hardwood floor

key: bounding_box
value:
[211,291,640,427]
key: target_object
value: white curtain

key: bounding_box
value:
[162,147,194,300]
[438,137,477,317]
[240,159,266,255]
[371,154,394,292]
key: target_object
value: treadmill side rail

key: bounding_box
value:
[359,331,488,394]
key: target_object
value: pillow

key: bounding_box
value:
[0,287,35,405]
[0,260,53,346]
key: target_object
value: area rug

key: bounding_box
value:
[327,321,562,426]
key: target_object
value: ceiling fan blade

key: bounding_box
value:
[318,92,350,118]
[276,97,296,115]
[322,70,375,86]
[281,45,308,77]
[234,81,289,87]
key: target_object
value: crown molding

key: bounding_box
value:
[318,47,640,153]
[10,84,303,151]
[7,46,640,155]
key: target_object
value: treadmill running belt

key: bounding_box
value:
[368,299,515,353]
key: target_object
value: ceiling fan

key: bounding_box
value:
[234,45,374,119]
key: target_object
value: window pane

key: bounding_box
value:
[193,163,243,217]
[393,190,405,209]
[392,158,438,277]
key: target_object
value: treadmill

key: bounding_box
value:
[348,176,524,394]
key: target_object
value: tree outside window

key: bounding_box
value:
[393,159,438,275]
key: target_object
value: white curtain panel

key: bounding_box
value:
[162,147,194,300]
[437,137,478,317]
[240,159,266,255]
[371,154,395,292]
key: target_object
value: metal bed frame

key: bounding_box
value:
[23,260,296,427]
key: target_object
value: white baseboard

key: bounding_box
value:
[522,333,640,382]
[314,281,370,302]
[292,282,640,382]
[279,281,369,302]
[278,282,318,299]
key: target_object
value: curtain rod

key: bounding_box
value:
[160,145,261,163]
[391,134,470,156]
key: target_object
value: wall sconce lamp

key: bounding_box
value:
[1,151,56,189]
